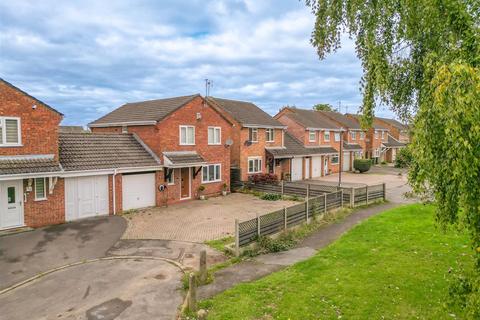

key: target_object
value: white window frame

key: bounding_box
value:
[334,132,340,142]
[308,130,316,142]
[202,164,221,183]
[0,117,22,147]
[360,132,365,140]
[381,131,385,140]
[374,148,380,157]
[375,130,379,139]
[166,170,175,185]
[324,130,330,142]
[208,127,221,145]
[249,128,258,142]
[351,131,356,140]
[331,155,339,165]
[34,177,47,201]
[179,125,195,145]
[248,157,262,174]
[265,128,275,142]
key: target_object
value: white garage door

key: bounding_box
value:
[122,173,156,210]
[312,156,322,178]
[291,158,303,181]
[343,152,351,171]
[65,175,109,221]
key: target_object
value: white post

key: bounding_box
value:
[235,219,240,257]
[383,183,386,201]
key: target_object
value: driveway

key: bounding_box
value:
[122,193,297,242]
[0,216,126,290]
[308,165,414,204]
[0,258,183,320]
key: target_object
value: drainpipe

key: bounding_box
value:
[113,169,117,215]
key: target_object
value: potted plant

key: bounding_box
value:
[198,185,206,200]
[222,183,228,196]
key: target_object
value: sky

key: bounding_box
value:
[0,0,396,125]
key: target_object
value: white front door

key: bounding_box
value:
[291,158,303,181]
[324,157,329,175]
[65,175,109,221]
[304,158,310,179]
[343,152,350,171]
[122,173,156,210]
[0,180,24,229]
[312,156,322,178]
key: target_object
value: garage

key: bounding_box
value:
[122,173,156,210]
[65,175,109,221]
[343,152,351,171]
[312,156,322,178]
[291,158,303,181]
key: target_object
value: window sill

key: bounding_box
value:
[0,144,23,148]
[201,180,222,184]
[34,198,47,202]
[179,143,196,146]
[208,143,222,146]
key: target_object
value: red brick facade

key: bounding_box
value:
[23,178,65,227]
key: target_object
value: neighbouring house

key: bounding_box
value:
[206,97,288,181]
[59,125,88,133]
[274,107,362,177]
[0,78,162,230]
[89,94,234,203]
[374,117,410,143]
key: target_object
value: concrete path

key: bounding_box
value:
[198,202,400,300]
[0,258,183,320]
[0,215,126,290]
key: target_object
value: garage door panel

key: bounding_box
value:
[312,156,321,178]
[291,158,303,181]
[65,176,109,221]
[343,152,350,172]
[122,173,155,211]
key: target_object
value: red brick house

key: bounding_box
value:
[374,117,410,143]
[206,97,288,181]
[90,95,234,203]
[0,78,162,230]
[275,108,361,177]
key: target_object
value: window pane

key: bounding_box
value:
[202,166,208,181]
[188,127,194,144]
[215,128,220,143]
[181,127,186,144]
[208,165,215,181]
[208,128,213,144]
[248,160,253,172]
[215,165,220,180]
[5,119,19,143]
[7,186,15,204]
[35,178,45,199]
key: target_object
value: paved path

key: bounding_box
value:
[0,215,126,290]
[198,202,400,300]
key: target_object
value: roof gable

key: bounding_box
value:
[279,108,342,130]
[0,78,63,116]
[375,117,409,131]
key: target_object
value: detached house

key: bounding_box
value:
[0,79,161,230]
[374,117,410,143]
[90,94,233,203]
[207,97,287,181]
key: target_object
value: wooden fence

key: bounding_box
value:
[235,190,344,253]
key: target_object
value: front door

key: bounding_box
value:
[0,180,23,229]
[324,157,329,176]
[180,167,191,199]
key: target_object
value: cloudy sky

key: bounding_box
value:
[0,0,395,125]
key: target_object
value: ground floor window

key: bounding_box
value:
[202,164,221,183]
[35,178,47,200]
[248,157,262,173]
[355,151,363,158]
[166,169,175,185]
[331,155,339,164]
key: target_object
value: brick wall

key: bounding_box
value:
[0,81,62,158]
[24,178,65,227]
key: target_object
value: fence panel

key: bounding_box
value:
[326,191,343,210]
[238,218,258,246]
[259,209,285,237]
[286,202,307,228]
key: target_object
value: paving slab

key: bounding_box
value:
[254,247,317,266]
[0,258,183,320]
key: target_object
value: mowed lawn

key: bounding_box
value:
[200,204,472,319]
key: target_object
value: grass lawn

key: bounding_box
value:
[200,204,472,319]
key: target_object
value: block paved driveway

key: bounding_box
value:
[122,193,297,242]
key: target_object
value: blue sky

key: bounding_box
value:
[0,0,395,125]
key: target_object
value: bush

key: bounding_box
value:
[249,173,278,184]
[394,147,413,168]
[381,160,387,165]
[354,159,372,173]
[260,193,282,201]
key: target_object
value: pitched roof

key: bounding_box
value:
[0,78,63,116]
[346,114,389,130]
[0,155,61,175]
[207,97,285,128]
[317,111,362,129]
[266,132,338,158]
[375,117,409,131]
[343,142,363,151]
[59,133,160,171]
[89,94,200,127]
[163,151,206,168]
[382,134,407,148]
[280,108,342,130]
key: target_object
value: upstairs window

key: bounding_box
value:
[248,128,258,142]
[208,127,221,145]
[351,131,356,140]
[308,130,316,142]
[324,130,330,142]
[180,126,195,145]
[0,117,21,146]
[381,131,386,140]
[265,128,274,142]
[334,132,340,142]
[375,130,379,139]
[360,132,365,140]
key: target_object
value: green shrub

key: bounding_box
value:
[257,233,296,253]
[354,159,372,173]
[381,160,387,165]
[260,193,282,201]
[394,147,413,168]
